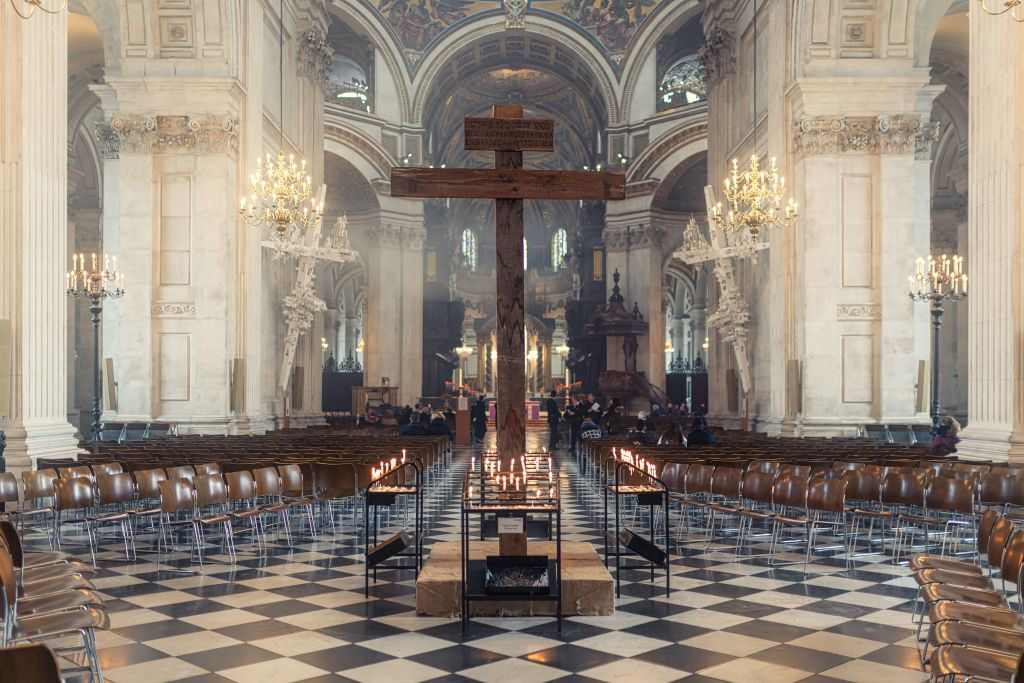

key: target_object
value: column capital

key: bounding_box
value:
[297,27,333,93]
[793,114,940,160]
[94,113,239,159]
[371,222,426,250]
[603,223,662,251]
[698,24,736,87]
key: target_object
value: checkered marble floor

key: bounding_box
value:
[28,430,929,683]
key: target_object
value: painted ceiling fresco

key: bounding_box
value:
[370,0,666,54]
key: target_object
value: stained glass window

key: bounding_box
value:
[461,228,477,272]
[552,228,568,271]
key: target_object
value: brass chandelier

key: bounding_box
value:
[978,0,1024,21]
[239,0,323,236]
[9,0,66,19]
[710,0,798,238]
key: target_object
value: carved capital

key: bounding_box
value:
[371,223,426,250]
[603,223,661,251]
[698,25,736,87]
[793,114,941,158]
[297,28,333,92]
[94,114,239,158]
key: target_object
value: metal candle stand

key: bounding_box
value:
[364,460,423,597]
[604,460,670,597]
[461,454,562,634]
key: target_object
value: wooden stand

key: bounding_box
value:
[455,408,472,445]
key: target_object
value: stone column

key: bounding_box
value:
[364,213,424,405]
[344,315,360,366]
[0,7,78,469]
[790,83,940,436]
[959,16,1024,459]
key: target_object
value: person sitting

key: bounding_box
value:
[628,411,659,446]
[687,413,715,445]
[364,408,380,425]
[580,415,603,441]
[380,409,398,426]
[399,412,430,436]
[399,405,413,426]
[658,421,687,446]
[428,411,454,442]
[930,415,961,453]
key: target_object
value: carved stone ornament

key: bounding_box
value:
[152,302,197,318]
[603,223,662,251]
[707,261,749,345]
[283,281,327,332]
[503,0,526,30]
[836,304,881,321]
[372,223,426,250]
[698,25,736,86]
[95,114,239,159]
[297,28,334,92]
[793,115,941,159]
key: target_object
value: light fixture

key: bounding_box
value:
[357,337,365,352]
[321,336,329,352]
[455,344,474,358]
[908,254,967,435]
[978,0,1024,21]
[66,252,125,442]
[239,0,324,238]
[709,0,798,239]
[9,0,66,19]
[555,343,570,357]
[702,336,709,353]
[664,340,674,354]
[490,348,498,361]
[526,347,539,362]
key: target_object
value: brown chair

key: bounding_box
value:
[57,466,94,484]
[927,619,1024,664]
[0,520,74,574]
[910,508,998,576]
[165,465,196,482]
[674,464,714,539]
[157,478,201,566]
[194,463,221,477]
[0,545,107,681]
[0,473,19,514]
[92,474,137,562]
[735,470,776,556]
[979,471,1015,509]
[224,470,266,554]
[15,470,57,541]
[769,477,848,571]
[252,467,293,546]
[930,643,1024,682]
[193,475,236,564]
[894,477,976,564]
[90,462,124,478]
[51,478,97,566]
[704,467,743,549]
[278,464,317,540]
[848,471,926,558]
[0,643,62,683]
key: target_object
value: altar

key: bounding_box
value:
[488,401,539,421]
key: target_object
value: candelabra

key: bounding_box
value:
[908,254,967,434]
[66,253,125,442]
[455,344,474,397]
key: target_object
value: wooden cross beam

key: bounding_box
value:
[391,104,624,462]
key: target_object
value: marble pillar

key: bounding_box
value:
[959,16,1024,459]
[0,7,79,469]
[363,214,424,406]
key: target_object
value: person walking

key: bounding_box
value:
[545,390,561,451]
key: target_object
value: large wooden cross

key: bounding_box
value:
[392,104,624,461]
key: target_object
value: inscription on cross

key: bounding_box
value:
[391,104,625,461]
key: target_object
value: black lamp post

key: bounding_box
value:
[908,254,967,435]
[67,252,125,442]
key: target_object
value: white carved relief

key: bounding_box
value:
[793,115,940,159]
[95,114,239,158]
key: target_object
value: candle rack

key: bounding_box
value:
[604,458,670,597]
[364,459,423,597]
[460,452,563,633]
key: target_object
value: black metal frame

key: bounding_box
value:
[604,459,671,597]
[363,460,423,596]
[460,458,562,634]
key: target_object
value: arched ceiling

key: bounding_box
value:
[324,152,379,217]
[368,0,672,55]
[653,153,707,214]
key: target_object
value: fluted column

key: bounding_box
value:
[0,7,78,470]
[959,15,1024,459]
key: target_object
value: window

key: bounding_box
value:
[523,237,528,270]
[552,228,568,271]
[658,55,707,111]
[461,229,477,272]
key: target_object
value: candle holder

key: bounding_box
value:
[66,252,126,443]
[908,254,967,435]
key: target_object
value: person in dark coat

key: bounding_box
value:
[472,396,488,444]
[545,390,561,451]
[399,412,429,436]
[568,397,585,455]
[428,411,454,442]
[688,413,715,445]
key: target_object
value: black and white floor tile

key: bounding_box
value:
[28,430,928,682]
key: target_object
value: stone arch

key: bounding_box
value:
[324,120,395,182]
[327,0,413,124]
[69,0,119,74]
[410,15,620,125]
[913,0,966,67]
[617,0,704,125]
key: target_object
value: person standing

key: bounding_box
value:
[545,390,561,451]
[472,395,488,444]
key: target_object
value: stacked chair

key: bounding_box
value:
[0,519,108,681]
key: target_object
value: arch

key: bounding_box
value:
[327,0,413,123]
[69,0,119,74]
[617,0,704,124]
[626,117,708,185]
[324,122,395,182]
[913,0,965,67]
[410,15,620,125]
